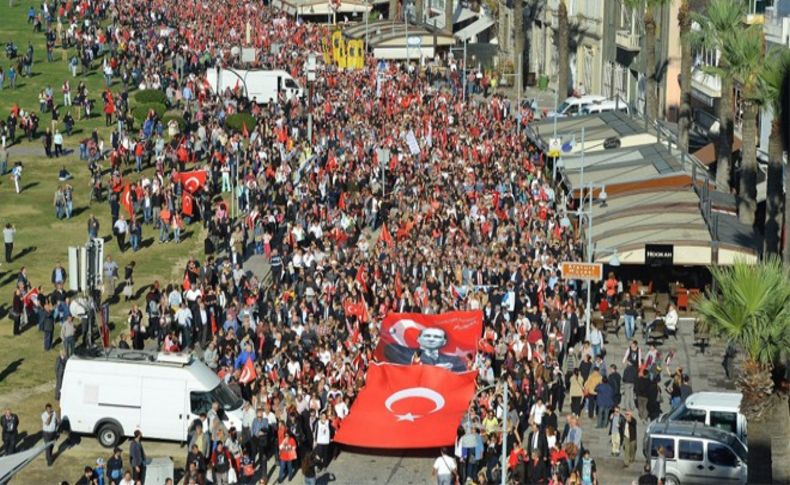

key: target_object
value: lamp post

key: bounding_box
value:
[562,182,607,336]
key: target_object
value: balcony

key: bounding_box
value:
[616,30,640,51]
[764,7,790,47]
[691,68,721,106]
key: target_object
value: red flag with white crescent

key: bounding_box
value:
[378,223,394,248]
[22,288,39,308]
[374,311,483,372]
[121,184,134,217]
[239,357,257,385]
[334,363,476,448]
[178,170,207,193]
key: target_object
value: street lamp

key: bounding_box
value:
[568,182,607,336]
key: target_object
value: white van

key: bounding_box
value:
[206,68,304,104]
[61,350,244,447]
[548,95,607,117]
[651,392,747,447]
[644,422,748,485]
[581,98,630,115]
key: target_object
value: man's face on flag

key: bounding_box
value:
[417,328,447,351]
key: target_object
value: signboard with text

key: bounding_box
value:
[645,244,673,267]
[561,262,603,281]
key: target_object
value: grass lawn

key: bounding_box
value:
[0,1,204,481]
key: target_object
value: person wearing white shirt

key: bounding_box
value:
[529,399,547,427]
[312,413,333,468]
[113,216,128,252]
[432,448,457,485]
[334,397,349,419]
[41,403,58,466]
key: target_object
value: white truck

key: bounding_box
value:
[61,349,244,447]
[206,68,304,104]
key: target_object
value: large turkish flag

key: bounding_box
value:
[178,170,207,193]
[334,363,476,448]
[374,311,483,372]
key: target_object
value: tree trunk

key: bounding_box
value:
[716,73,733,192]
[444,0,453,33]
[785,151,790,263]
[415,0,423,23]
[557,0,569,99]
[677,0,692,152]
[389,0,399,20]
[738,99,758,226]
[514,0,524,98]
[645,6,658,122]
[765,120,784,256]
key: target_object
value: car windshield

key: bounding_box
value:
[557,102,570,114]
[211,381,243,411]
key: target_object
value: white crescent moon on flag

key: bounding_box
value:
[385,387,445,414]
[185,175,200,192]
[240,367,252,384]
[388,319,425,347]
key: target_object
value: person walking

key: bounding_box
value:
[113,215,128,252]
[1,408,19,456]
[432,448,458,485]
[277,430,297,483]
[41,403,59,466]
[10,162,21,193]
[55,349,68,400]
[3,223,14,262]
[130,430,146,483]
[622,410,638,468]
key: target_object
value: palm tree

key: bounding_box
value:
[691,0,746,193]
[722,26,763,225]
[624,0,670,122]
[677,0,692,152]
[557,0,569,99]
[695,258,790,483]
[513,0,524,99]
[758,48,790,256]
[444,0,453,33]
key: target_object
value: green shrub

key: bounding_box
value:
[134,89,168,105]
[225,113,256,134]
[162,113,186,131]
[132,103,167,124]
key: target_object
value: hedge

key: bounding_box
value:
[225,113,256,134]
[162,113,186,131]
[132,103,167,124]
[134,89,168,105]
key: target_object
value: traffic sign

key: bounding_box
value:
[561,262,603,281]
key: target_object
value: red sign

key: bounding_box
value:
[334,363,477,448]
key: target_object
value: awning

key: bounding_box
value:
[454,16,495,42]
[692,137,742,166]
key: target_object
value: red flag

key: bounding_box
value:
[178,170,207,193]
[394,272,403,300]
[338,192,347,210]
[121,184,134,217]
[379,223,394,248]
[211,312,218,335]
[334,363,476,448]
[99,306,110,348]
[344,298,363,318]
[374,311,483,372]
[22,288,39,308]
[239,357,257,385]
[182,272,191,291]
[242,122,250,138]
[182,192,194,217]
[356,265,368,293]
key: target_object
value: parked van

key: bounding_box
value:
[206,68,303,104]
[651,392,747,447]
[581,98,630,115]
[61,349,244,447]
[548,95,606,117]
[643,422,748,485]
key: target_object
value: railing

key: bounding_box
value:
[615,30,640,51]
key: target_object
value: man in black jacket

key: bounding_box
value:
[623,410,638,468]
[106,447,124,484]
[0,408,19,456]
[608,364,622,406]
[524,422,548,461]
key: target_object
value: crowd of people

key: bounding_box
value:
[1,0,692,484]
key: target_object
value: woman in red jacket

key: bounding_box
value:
[277,430,297,483]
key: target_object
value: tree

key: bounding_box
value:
[513,0,524,99]
[445,0,453,33]
[557,0,569,99]
[691,0,746,192]
[722,26,764,225]
[677,0,692,152]
[389,0,398,20]
[695,258,790,483]
[624,0,670,122]
[757,48,790,256]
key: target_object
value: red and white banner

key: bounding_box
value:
[178,170,207,193]
[374,311,483,372]
[334,363,476,448]
[121,184,134,217]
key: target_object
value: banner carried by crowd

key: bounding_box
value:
[374,310,483,373]
[334,363,477,448]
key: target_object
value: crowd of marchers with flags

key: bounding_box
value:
[4,0,683,484]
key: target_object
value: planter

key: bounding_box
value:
[538,74,549,90]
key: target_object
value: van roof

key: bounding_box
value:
[562,95,606,105]
[647,421,748,461]
[685,392,742,411]
[71,348,194,367]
